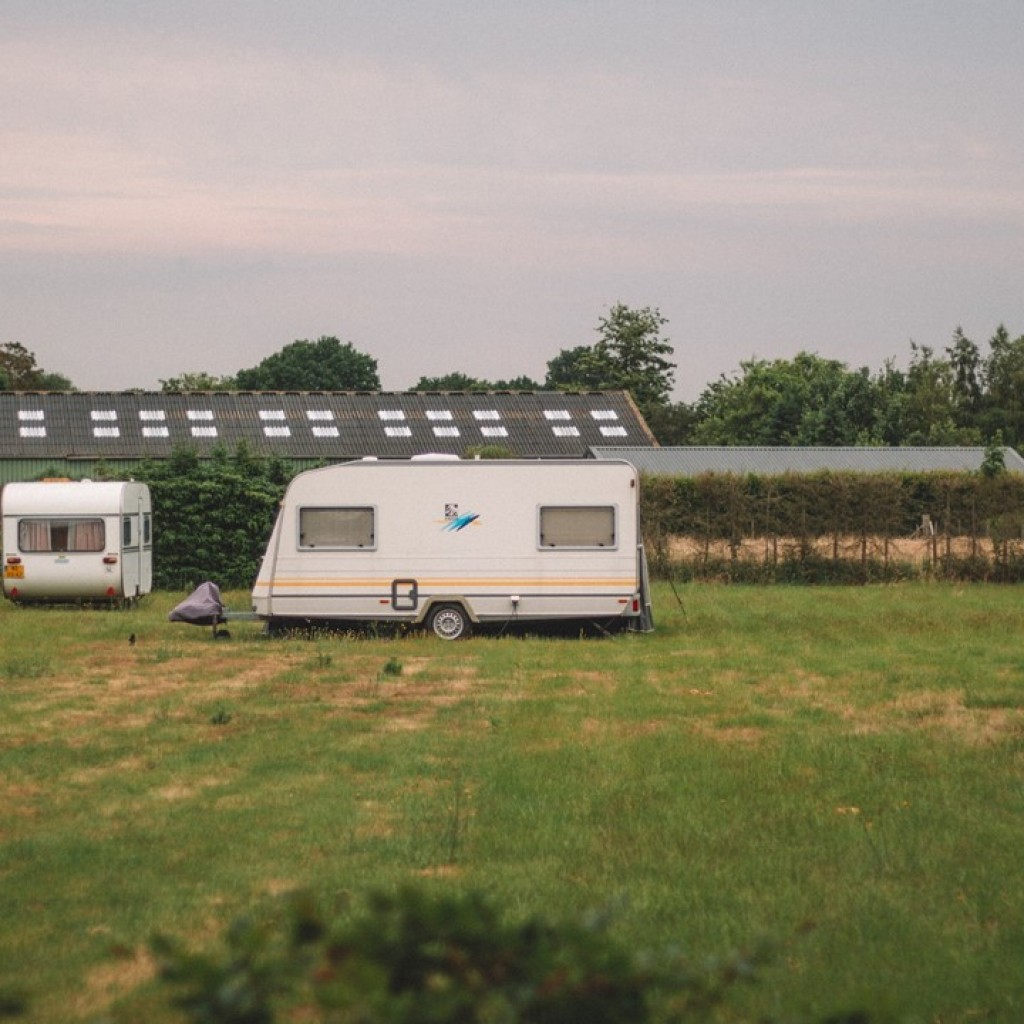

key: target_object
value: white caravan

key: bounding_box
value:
[1,480,152,604]
[252,458,653,638]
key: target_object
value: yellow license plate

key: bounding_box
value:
[4,565,25,579]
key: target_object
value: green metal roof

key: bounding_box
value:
[0,391,655,462]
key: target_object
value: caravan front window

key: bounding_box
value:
[18,518,105,553]
[299,507,375,549]
[538,506,616,549]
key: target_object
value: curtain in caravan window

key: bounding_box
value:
[70,520,104,551]
[18,518,105,552]
[299,508,375,549]
[18,519,52,551]
[539,506,616,548]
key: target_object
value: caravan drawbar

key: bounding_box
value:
[252,457,653,638]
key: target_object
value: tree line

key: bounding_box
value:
[5,313,1024,449]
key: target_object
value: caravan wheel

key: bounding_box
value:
[428,604,471,640]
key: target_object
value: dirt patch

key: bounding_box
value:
[74,947,156,1021]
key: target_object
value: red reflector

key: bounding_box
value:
[632,598,640,613]
[106,586,116,597]
[103,554,118,565]
[6,556,21,565]
[10,587,18,597]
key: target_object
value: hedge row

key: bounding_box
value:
[641,470,1024,583]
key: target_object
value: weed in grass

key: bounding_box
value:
[963,689,1024,710]
[2,657,52,680]
[209,707,233,726]
[380,656,403,678]
[142,646,182,665]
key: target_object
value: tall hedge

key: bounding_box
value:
[640,470,1024,583]
[133,445,291,591]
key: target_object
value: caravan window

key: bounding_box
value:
[538,506,616,549]
[18,518,106,553]
[299,507,375,549]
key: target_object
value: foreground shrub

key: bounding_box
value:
[150,887,869,1023]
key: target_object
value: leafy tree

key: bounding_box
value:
[235,336,380,391]
[593,303,675,409]
[0,342,74,390]
[946,326,983,422]
[981,324,1024,447]
[899,342,977,445]
[690,352,885,446]
[410,372,541,392]
[544,304,676,431]
[545,345,609,392]
[160,371,238,392]
[642,401,699,446]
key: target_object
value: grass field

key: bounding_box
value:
[1,584,1023,1022]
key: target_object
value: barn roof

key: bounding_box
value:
[590,445,1024,475]
[0,391,655,461]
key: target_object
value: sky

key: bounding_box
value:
[3,1,1023,401]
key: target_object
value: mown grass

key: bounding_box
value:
[1,584,1023,1021]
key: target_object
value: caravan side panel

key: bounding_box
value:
[252,459,644,628]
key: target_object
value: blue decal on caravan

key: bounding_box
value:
[442,512,480,532]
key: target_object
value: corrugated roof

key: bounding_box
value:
[590,446,1024,475]
[0,391,656,460]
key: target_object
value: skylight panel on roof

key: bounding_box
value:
[544,410,571,421]
[91,410,117,421]
[187,410,214,421]
[599,426,628,437]
[591,410,619,420]
[18,411,46,436]
[263,427,291,438]
[191,427,218,438]
[480,426,508,438]
[426,410,454,421]
[143,427,170,438]
[93,427,121,438]
[259,410,286,421]
[378,410,405,421]
[312,426,340,438]
[432,427,460,437]
[385,426,412,437]
[139,410,166,421]
[307,410,334,421]
[473,410,501,421]
[552,426,580,437]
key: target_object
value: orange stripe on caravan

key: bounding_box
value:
[253,577,635,590]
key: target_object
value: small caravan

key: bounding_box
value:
[1,480,152,604]
[252,457,653,638]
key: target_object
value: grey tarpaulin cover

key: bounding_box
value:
[168,581,225,626]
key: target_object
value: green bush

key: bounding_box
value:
[151,887,866,1024]
[134,444,292,591]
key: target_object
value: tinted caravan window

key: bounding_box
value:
[538,506,616,548]
[299,507,375,549]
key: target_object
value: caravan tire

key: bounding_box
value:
[428,604,471,641]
